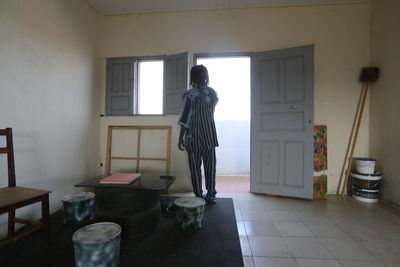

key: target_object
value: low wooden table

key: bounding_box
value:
[75,174,175,237]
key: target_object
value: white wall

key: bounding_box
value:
[370,0,400,206]
[0,0,101,234]
[98,4,371,193]
[216,121,250,175]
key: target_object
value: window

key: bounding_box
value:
[106,53,188,116]
[138,59,164,115]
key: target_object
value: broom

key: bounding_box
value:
[338,67,379,196]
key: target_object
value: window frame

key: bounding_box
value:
[135,55,166,115]
[105,52,188,116]
[193,52,252,65]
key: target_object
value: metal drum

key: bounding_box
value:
[62,192,95,224]
[175,197,206,230]
[95,188,161,237]
[73,222,121,267]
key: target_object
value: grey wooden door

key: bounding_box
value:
[250,45,314,199]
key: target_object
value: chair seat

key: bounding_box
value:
[0,187,51,213]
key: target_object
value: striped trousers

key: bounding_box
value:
[187,148,217,199]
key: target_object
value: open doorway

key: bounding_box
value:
[195,55,251,193]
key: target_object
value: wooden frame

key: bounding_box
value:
[0,128,51,248]
[105,125,172,175]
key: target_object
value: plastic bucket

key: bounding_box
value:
[73,222,121,267]
[355,157,376,174]
[62,192,95,224]
[352,187,379,203]
[351,171,382,191]
[175,197,205,230]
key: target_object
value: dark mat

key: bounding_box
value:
[0,197,243,267]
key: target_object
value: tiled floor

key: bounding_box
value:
[172,176,400,267]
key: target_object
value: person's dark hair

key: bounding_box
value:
[190,65,209,87]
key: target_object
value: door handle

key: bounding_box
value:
[289,105,301,110]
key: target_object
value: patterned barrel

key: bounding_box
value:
[351,171,382,203]
[175,197,205,230]
[62,192,95,224]
[73,222,121,267]
[351,171,382,191]
[352,188,380,203]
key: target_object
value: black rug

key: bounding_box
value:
[1,198,243,267]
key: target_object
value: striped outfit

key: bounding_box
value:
[178,86,219,199]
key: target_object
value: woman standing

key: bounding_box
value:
[178,65,219,204]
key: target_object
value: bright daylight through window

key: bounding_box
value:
[138,60,164,115]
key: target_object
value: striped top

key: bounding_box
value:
[178,86,219,152]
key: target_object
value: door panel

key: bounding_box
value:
[251,45,314,199]
[260,140,280,185]
[163,52,188,115]
[106,57,134,116]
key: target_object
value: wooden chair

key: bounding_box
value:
[0,128,51,248]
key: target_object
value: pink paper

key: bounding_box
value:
[100,173,141,184]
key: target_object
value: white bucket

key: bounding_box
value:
[355,157,376,174]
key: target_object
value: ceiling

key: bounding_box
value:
[86,0,369,15]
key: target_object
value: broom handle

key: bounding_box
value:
[336,84,367,195]
[341,83,369,196]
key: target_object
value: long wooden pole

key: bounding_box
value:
[337,84,367,195]
[341,83,369,196]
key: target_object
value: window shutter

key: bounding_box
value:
[163,52,188,115]
[106,57,134,116]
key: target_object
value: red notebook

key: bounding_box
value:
[100,173,141,184]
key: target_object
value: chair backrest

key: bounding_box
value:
[0,128,16,187]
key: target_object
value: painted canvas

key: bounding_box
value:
[313,125,328,199]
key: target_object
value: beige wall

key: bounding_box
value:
[98,4,371,193]
[370,0,400,206]
[0,0,101,234]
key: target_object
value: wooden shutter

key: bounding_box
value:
[106,57,134,116]
[163,52,188,115]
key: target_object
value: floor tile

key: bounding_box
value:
[244,220,280,236]
[240,235,252,256]
[253,257,298,267]
[341,210,391,224]
[237,193,266,200]
[267,210,301,222]
[286,201,315,211]
[243,257,255,267]
[248,236,293,257]
[334,222,383,240]
[357,239,400,262]
[363,223,400,240]
[284,237,334,259]
[233,199,240,209]
[237,221,247,236]
[296,259,341,267]
[311,202,342,211]
[241,210,269,221]
[239,199,280,210]
[275,221,314,237]
[339,260,388,267]
[375,208,400,225]
[235,209,243,221]
[319,238,376,261]
[305,221,348,238]
[296,211,330,222]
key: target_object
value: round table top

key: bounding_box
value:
[175,197,205,208]
[73,222,121,244]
